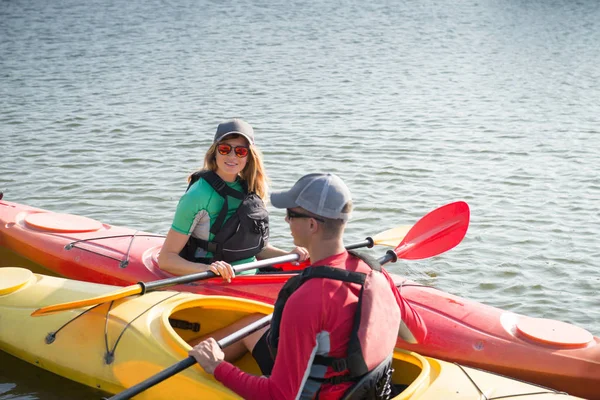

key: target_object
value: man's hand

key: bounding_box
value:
[188,338,225,375]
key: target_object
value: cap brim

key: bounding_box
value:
[217,132,254,145]
[270,191,298,209]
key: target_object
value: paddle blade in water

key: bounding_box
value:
[394,201,470,260]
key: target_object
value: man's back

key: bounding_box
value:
[274,251,394,399]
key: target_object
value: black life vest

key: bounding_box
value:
[266,251,401,397]
[178,170,269,264]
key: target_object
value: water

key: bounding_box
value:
[1,0,599,398]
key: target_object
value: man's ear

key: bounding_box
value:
[309,218,319,233]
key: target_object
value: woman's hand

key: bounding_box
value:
[208,260,236,282]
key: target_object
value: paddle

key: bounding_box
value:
[31,225,411,317]
[378,201,470,264]
[345,224,411,250]
[102,201,469,400]
[105,313,274,400]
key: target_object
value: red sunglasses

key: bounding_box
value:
[217,143,249,158]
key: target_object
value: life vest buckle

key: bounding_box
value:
[212,179,227,192]
[332,358,348,372]
[327,374,354,385]
[206,242,219,254]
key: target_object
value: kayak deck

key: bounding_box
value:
[0,268,581,400]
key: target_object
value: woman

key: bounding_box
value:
[158,118,308,280]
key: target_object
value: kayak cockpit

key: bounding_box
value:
[164,296,427,397]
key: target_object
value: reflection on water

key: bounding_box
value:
[0,351,105,399]
[0,249,57,275]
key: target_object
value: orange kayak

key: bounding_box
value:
[1,198,598,399]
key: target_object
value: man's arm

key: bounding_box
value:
[214,285,323,399]
[382,269,427,344]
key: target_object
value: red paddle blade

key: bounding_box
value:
[395,201,470,260]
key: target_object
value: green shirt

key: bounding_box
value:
[171,176,256,273]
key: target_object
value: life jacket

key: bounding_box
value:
[266,251,401,398]
[178,170,269,264]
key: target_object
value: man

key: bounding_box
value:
[189,173,426,399]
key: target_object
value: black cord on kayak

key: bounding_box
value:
[104,293,180,365]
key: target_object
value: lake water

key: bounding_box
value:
[1,0,599,398]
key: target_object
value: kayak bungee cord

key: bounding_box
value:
[103,292,181,364]
[45,302,108,344]
[44,291,182,365]
[453,363,568,399]
[64,233,165,268]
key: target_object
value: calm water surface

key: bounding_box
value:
[1,0,599,398]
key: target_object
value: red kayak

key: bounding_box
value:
[1,198,598,400]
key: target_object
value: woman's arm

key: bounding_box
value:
[157,229,210,275]
[157,229,235,280]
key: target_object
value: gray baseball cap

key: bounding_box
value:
[214,119,255,145]
[271,173,352,221]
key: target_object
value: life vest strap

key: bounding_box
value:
[182,170,265,263]
[309,374,356,385]
[313,355,348,372]
[198,171,245,235]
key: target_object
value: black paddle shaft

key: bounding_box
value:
[141,254,299,292]
[141,236,383,293]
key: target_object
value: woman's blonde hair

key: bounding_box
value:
[189,135,269,200]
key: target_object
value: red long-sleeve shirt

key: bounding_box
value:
[214,251,427,400]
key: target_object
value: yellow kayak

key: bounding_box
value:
[0,267,582,399]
